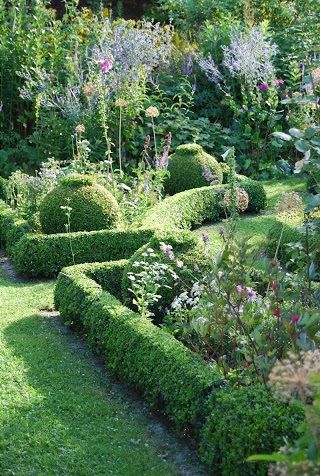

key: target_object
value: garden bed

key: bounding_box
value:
[54,258,303,475]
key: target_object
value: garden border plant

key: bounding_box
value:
[54,257,304,475]
[0,175,266,278]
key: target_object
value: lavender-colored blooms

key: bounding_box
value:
[258,83,269,91]
[182,52,193,76]
[160,242,175,262]
[236,284,244,294]
[275,78,285,86]
[18,20,173,122]
[223,28,277,84]
[98,58,114,74]
[201,231,210,245]
[202,165,220,184]
[92,21,173,94]
[195,52,222,84]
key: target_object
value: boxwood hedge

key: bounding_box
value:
[0,174,266,278]
[55,260,224,431]
[54,260,303,474]
[13,228,154,278]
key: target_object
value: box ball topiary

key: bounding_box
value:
[39,174,120,234]
[200,384,304,476]
[121,230,207,319]
[165,143,223,195]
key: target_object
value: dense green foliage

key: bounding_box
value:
[39,176,120,234]
[236,177,267,212]
[200,385,304,476]
[55,261,223,431]
[0,177,7,201]
[54,258,304,472]
[142,178,266,232]
[14,228,154,278]
[165,143,223,194]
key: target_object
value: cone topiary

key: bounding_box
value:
[165,143,223,195]
[39,175,120,234]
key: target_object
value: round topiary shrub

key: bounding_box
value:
[39,175,120,234]
[237,178,267,212]
[121,230,207,320]
[200,385,304,476]
[165,144,223,195]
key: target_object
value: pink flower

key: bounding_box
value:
[275,79,285,86]
[273,308,281,318]
[98,58,114,74]
[258,83,269,91]
[236,285,244,294]
[290,314,300,324]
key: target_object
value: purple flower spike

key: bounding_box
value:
[98,58,114,74]
[258,83,269,91]
[236,285,244,294]
[275,78,285,86]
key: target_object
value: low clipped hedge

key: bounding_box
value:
[142,185,224,231]
[54,260,303,473]
[14,228,154,278]
[200,385,304,476]
[0,173,266,278]
[237,176,267,212]
[55,260,224,431]
[141,180,266,232]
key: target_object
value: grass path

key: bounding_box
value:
[197,177,305,251]
[0,270,204,476]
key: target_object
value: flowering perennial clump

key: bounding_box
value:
[269,350,320,402]
[222,187,249,212]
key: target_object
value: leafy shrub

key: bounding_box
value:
[267,220,303,264]
[0,201,31,254]
[0,177,7,201]
[55,261,223,431]
[39,175,120,234]
[121,230,207,316]
[200,384,304,476]
[165,143,223,195]
[237,176,267,212]
[13,228,154,278]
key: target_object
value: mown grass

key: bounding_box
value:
[0,272,199,476]
[197,177,305,252]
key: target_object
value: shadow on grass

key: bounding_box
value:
[2,313,206,476]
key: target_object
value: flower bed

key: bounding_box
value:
[54,258,303,475]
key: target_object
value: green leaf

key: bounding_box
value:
[289,128,303,139]
[295,139,311,153]
[272,132,292,141]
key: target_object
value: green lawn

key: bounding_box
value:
[0,271,202,476]
[197,177,305,252]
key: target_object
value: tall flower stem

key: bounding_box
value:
[151,117,158,159]
[118,105,122,173]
